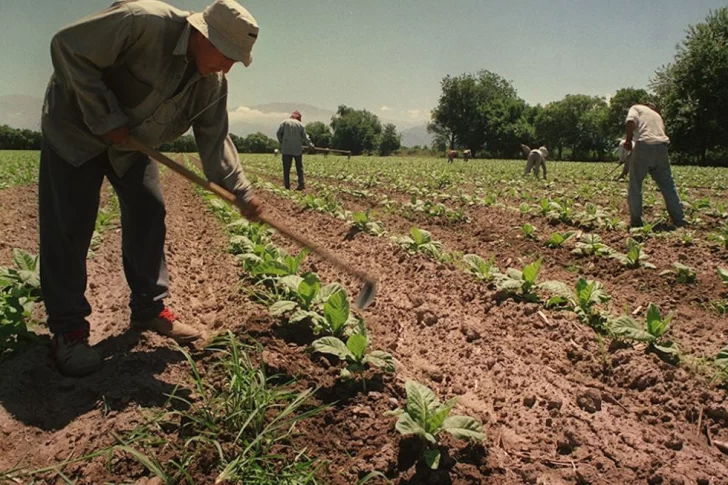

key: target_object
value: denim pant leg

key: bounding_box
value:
[39,141,105,335]
[628,144,651,226]
[282,155,293,189]
[106,156,169,321]
[649,145,685,224]
[294,155,304,188]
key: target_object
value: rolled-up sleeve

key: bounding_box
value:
[50,4,135,136]
[193,77,253,203]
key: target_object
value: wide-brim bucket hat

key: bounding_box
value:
[187,0,259,67]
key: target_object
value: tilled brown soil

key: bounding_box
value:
[1,167,727,484]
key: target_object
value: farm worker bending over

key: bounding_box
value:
[463,149,472,162]
[520,144,548,179]
[624,103,685,228]
[276,111,314,190]
[39,0,263,376]
[447,149,457,163]
[616,139,632,180]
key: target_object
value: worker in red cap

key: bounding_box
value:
[276,110,315,190]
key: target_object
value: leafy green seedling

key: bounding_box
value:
[393,227,444,260]
[462,254,500,282]
[610,303,678,356]
[311,333,395,380]
[542,278,611,329]
[544,231,574,249]
[351,210,386,236]
[521,223,537,240]
[572,234,614,257]
[718,267,728,285]
[659,262,697,284]
[386,381,484,470]
[612,238,656,269]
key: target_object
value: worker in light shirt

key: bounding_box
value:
[623,103,686,228]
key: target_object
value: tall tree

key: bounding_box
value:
[431,70,526,156]
[651,8,728,163]
[378,123,401,156]
[330,105,382,155]
[607,88,651,138]
[305,121,332,148]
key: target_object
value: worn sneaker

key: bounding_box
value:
[52,329,103,377]
[673,220,689,228]
[132,307,201,344]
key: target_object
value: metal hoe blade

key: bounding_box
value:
[355,280,377,310]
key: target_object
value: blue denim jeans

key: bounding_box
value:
[627,142,684,226]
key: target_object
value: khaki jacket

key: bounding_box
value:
[42,0,252,200]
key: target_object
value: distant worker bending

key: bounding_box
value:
[277,110,314,190]
[521,144,548,179]
[624,103,685,228]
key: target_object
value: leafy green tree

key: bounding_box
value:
[431,70,527,157]
[607,88,651,138]
[240,132,278,153]
[330,105,382,155]
[0,125,41,150]
[535,95,609,160]
[651,8,728,163]
[305,121,331,148]
[378,123,401,156]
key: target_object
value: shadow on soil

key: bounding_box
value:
[0,329,189,431]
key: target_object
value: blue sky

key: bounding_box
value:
[0,0,724,124]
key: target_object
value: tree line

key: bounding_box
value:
[428,8,728,165]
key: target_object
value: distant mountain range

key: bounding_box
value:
[0,95,431,147]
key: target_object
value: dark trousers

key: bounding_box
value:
[39,141,169,335]
[282,154,304,189]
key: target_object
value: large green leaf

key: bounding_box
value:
[428,397,457,432]
[311,336,352,360]
[717,267,728,284]
[394,412,428,439]
[442,415,485,441]
[410,227,431,246]
[323,289,350,335]
[365,350,396,371]
[269,300,298,316]
[646,303,671,338]
[538,280,572,299]
[610,316,654,342]
[346,333,368,360]
[423,448,441,470]
[716,346,728,370]
[278,275,304,293]
[12,249,37,272]
[298,273,321,306]
[404,381,440,430]
[318,283,344,303]
[522,259,541,284]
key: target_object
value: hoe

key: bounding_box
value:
[126,137,377,309]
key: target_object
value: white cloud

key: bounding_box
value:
[406,109,429,121]
[228,106,289,123]
[380,105,392,112]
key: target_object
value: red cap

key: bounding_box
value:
[291,110,302,121]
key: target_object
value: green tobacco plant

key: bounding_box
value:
[610,303,678,356]
[0,249,41,360]
[571,234,614,257]
[544,231,574,249]
[714,346,728,383]
[709,225,728,249]
[387,381,484,470]
[612,238,655,269]
[311,333,395,381]
[462,254,500,282]
[393,227,444,260]
[520,223,537,240]
[494,259,563,302]
[271,274,358,337]
[718,267,728,284]
[350,210,386,236]
[659,262,697,284]
[543,278,611,330]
